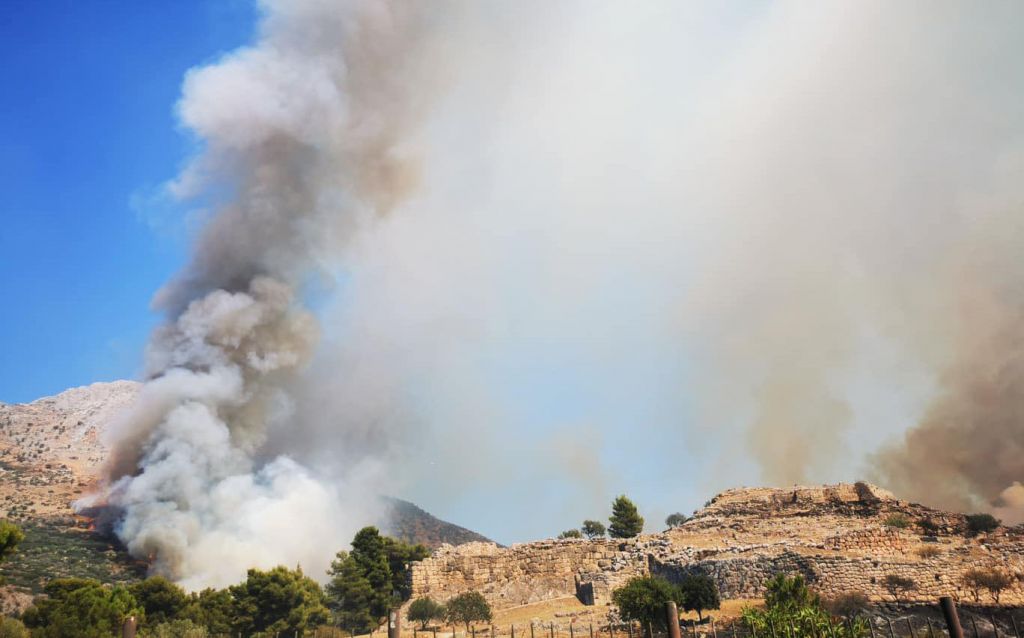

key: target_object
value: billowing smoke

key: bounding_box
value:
[92,0,1024,576]
[88,0,439,589]
[314,1,1024,530]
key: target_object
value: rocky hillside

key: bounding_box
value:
[381,497,493,548]
[411,483,1024,612]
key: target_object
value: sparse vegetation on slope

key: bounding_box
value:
[0,520,144,593]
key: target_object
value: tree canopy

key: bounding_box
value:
[229,566,329,636]
[408,597,446,629]
[665,513,688,529]
[559,529,583,539]
[326,526,430,634]
[445,591,492,630]
[582,520,606,539]
[22,578,141,638]
[129,576,189,626]
[612,576,680,635]
[678,574,720,621]
[609,495,644,538]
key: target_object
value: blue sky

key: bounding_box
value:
[0,2,257,403]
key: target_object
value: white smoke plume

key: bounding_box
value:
[89,0,439,589]
[302,1,1024,531]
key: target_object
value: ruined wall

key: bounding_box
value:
[652,544,1024,604]
[410,539,649,607]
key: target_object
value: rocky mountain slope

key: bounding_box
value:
[382,497,493,548]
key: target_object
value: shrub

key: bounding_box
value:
[558,529,583,539]
[582,520,607,539]
[824,592,870,619]
[962,568,986,602]
[965,514,1000,536]
[609,496,645,538]
[883,514,910,529]
[882,575,916,603]
[0,522,23,563]
[445,592,491,630]
[665,513,688,529]
[962,568,1012,604]
[764,574,819,611]
[408,597,446,629]
[741,575,866,638]
[915,546,941,559]
[0,617,28,638]
[918,518,939,534]
[981,570,1013,604]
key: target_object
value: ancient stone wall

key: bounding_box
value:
[652,546,1024,605]
[822,528,909,554]
[410,539,649,607]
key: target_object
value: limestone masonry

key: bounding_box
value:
[411,483,1024,610]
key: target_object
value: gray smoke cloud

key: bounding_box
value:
[86,0,441,589]
[312,1,1024,529]
[89,0,1024,576]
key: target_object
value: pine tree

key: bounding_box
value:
[327,552,378,634]
[350,527,395,620]
[608,495,644,538]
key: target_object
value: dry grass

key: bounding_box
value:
[915,545,942,559]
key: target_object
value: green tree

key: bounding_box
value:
[558,529,583,539]
[351,527,396,618]
[445,591,492,630]
[0,617,28,638]
[182,588,234,636]
[665,513,687,529]
[230,566,329,637]
[326,527,432,633]
[326,551,377,634]
[611,576,680,638]
[582,520,606,539]
[0,522,23,563]
[965,514,1000,536]
[678,574,720,622]
[22,578,141,638]
[408,597,446,629]
[383,536,430,602]
[129,576,189,626]
[608,495,644,538]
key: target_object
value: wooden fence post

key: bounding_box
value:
[665,602,682,638]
